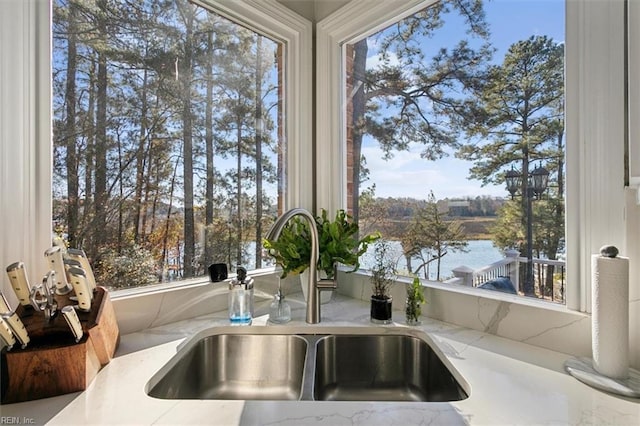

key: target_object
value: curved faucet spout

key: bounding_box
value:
[266,208,334,323]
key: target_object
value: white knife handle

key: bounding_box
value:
[67,248,97,292]
[61,305,83,343]
[6,261,32,306]
[0,316,16,350]
[1,312,29,349]
[64,259,93,302]
[44,246,73,295]
[0,291,12,314]
[67,267,92,312]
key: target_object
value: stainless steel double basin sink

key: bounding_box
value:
[146,326,468,402]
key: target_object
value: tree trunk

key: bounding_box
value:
[93,0,109,251]
[205,31,215,268]
[254,35,263,269]
[236,109,243,269]
[545,130,565,299]
[133,68,149,244]
[276,44,285,215]
[64,3,79,247]
[180,6,196,278]
[161,158,179,283]
[116,134,124,252]
[405,254,413,275]
[83,57,96,247]
[521,143,534,296]
[351,39,368,223]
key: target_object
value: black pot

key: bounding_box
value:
[370,295,392,324]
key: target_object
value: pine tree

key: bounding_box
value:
[348,0,492,220]
[457,35,565,295]
[405,191,468,280]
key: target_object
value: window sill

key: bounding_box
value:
[110,267,277,300]
[338,270,591,359]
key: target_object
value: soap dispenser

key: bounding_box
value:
[228,267,253,325]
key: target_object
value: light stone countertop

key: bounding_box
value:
[1,294,639,425]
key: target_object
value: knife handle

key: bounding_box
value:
[64,259,93,302]
[1,312,29,349]
[61,305,83,343]
[67,267,92,312]
[63,258,82,272]
[6,261,32,306]
[44,246,73,295]
[0,291,12,314]
[67,248,97,292]
[0,316,16,350]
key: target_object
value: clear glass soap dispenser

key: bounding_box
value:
[228,267,253,325]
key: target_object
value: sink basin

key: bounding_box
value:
[146,326,468,402]
[313,334,467,402]
[146,334,307,400]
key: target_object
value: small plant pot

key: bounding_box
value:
[370,295,392,324]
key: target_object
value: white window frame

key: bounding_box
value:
[0,0,312,301]
[316,0,628,313]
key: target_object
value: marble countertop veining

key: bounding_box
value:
[1,294,639,425]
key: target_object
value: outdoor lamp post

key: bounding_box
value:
[505,163,549,296]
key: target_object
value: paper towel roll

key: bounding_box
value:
[591,251,629,379]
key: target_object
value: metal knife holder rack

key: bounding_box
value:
[0,287,120,404]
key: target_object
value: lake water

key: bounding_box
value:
[359,239,504,281]
[255,239,504,281]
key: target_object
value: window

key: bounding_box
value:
[344,0,566,303]
[0,0,628,315]
[48,0,311,290]
[316,0,627,312]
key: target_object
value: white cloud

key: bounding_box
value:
[361,143,505,200]
[366,50,400,70]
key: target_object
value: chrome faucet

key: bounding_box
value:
[265,208,337,323]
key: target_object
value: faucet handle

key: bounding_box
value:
[316,278,337,290]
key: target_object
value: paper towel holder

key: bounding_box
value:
[564,357,640,398]
[564,245,639,398]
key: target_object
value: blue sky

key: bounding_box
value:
[362,0,565,201]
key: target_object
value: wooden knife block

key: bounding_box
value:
[0,287,119,404]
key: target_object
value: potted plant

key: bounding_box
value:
[315,209,379,279]
[263,209,379,300]
[405,276,426,325]
[369,240,396,324]
[262,215,312,279]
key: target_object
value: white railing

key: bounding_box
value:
[449,251,566,304]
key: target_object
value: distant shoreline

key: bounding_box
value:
[454,216,497,240]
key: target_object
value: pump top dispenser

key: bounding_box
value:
[228,267,254,325]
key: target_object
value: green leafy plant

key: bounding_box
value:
[370,240,396,298]
[316,209,380,278]
[405,276,426,323]
[262,217,312,278]
[263,209,380,279]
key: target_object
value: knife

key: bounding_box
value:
[0,316,16,350]
[1,312,29,349]
[44,246,73,295]
[63,258,82,272]
[67,267,92,312]
[66,248,97,292]
[6,261,32,306]
[0,291,12,314]
[63,258,83,303]
[61,305,83,343]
